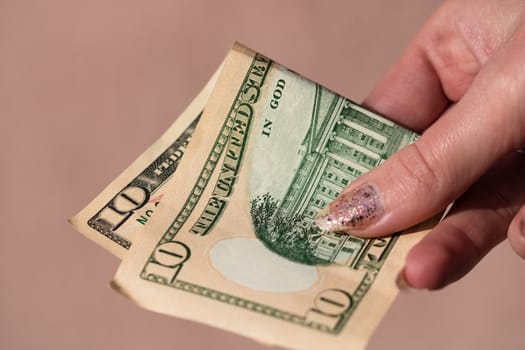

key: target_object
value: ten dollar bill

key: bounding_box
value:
[112,43,436,349]
[69,68,220,258]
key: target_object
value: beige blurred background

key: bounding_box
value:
[1,1,523,349]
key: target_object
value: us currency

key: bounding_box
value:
[69,69,220,258]
[112,43,437,350]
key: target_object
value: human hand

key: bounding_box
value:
[316,0,525,290]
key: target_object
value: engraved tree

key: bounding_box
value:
[250,193,328,265]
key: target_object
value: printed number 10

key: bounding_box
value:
[305,289,353,330]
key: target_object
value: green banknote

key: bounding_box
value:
[69,68,221,258]
[112,44,435,350]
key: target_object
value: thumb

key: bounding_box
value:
[316,29,525,236]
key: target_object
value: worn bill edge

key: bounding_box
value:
[68,65,223,258]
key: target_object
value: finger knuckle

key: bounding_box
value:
[395,142,442,197]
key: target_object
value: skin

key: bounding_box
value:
[336,0,525,289]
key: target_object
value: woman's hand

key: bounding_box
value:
[316,0,525,289]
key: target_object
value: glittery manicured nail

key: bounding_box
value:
[315,184,384,232]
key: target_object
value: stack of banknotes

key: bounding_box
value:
[70,43,436,350]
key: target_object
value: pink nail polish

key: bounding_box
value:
[315,184,384,232]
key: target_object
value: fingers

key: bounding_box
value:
[363,0,523,132]
[362,0,488,132]
[508,204,525,259]
[362,40,449,132]
[317,23,525,236]
[401,154,525,290]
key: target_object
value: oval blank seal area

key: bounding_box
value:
[210,238,318,293]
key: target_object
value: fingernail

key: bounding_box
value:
[315,184,384,232]
[520,216,525,238]
[396,270,413,291]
